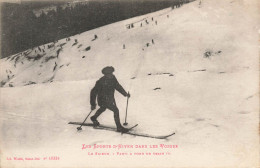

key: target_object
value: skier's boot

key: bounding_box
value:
[117,126,129,133]
[90,116,100,127]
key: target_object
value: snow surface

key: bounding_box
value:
[0,0,259,167]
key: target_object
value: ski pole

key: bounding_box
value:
[77,110,93,131]
[123,92,130,126]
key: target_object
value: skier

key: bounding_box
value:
[90,66,130,133]
[92,35,98,41]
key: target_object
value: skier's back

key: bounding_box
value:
[90,66,130,133]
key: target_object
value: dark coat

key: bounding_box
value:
[90,75,127,107]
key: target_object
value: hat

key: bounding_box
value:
[102,66,115,75]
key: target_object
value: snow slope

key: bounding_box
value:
[0,0,259,167]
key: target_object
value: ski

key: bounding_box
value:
[125,131,175,139]
[69,122,137,132]
[69,122,175,139]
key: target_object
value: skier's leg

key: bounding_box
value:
[91,106,106,126]
[107,105,129,133]
[107,105,122,129]
[92,106,106,119]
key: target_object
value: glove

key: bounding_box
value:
[91,105,96,110]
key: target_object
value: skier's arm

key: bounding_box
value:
[114,78,128,97]
[90,82,99,107]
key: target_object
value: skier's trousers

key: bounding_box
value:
[92,104,122,128]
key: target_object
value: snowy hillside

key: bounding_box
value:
[1,6,179,87]
[0,0,259,167]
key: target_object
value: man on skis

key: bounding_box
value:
[90,66,130,133]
